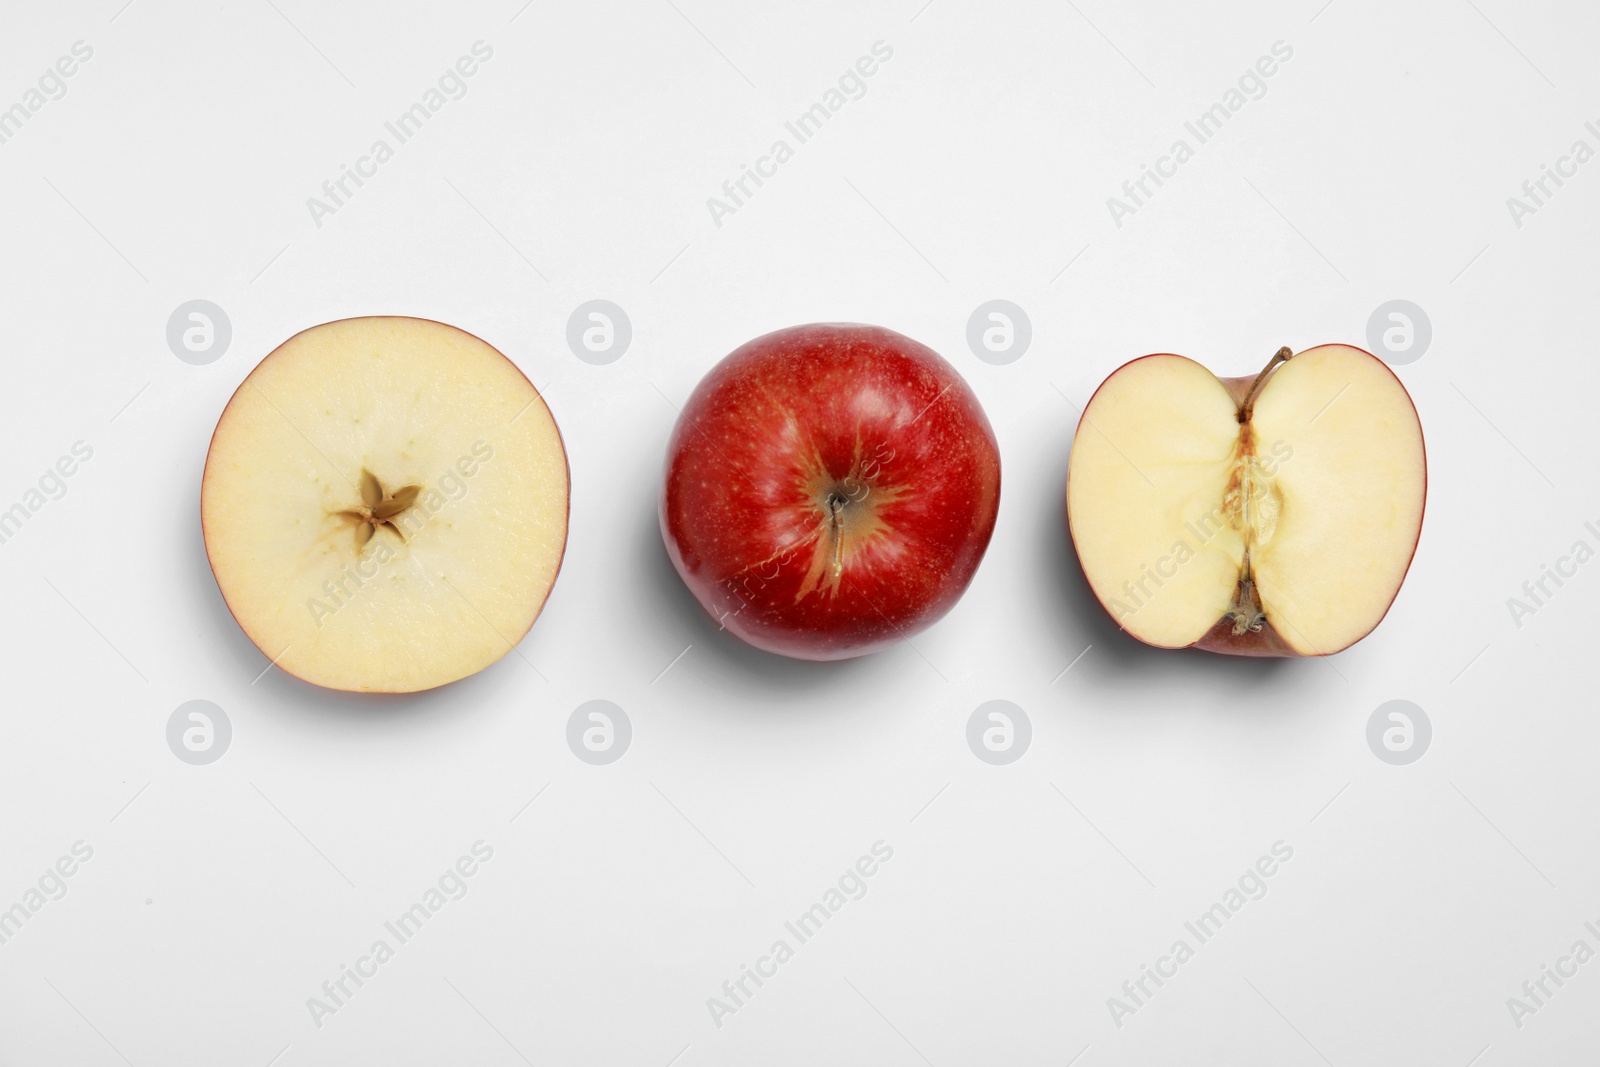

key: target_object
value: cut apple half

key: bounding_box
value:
[201,316,569,692]
[1066,344,1425,657]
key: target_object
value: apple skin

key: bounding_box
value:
[660,323,1001,661]
[1193,613,1299,657]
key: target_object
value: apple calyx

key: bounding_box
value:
[1222,567,1268,636]
[339,468,422,549]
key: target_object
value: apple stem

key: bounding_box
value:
[1238,346,1294,422]
[828,495,845,578]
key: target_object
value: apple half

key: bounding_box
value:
[1066,345,1425,657]
[201,316,569,692]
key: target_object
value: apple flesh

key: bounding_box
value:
[660,323,1001,660]
[201,316,569,692]
[1066,344,1425,657]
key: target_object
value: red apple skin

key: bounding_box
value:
[1193,615,1300,657]
[660,323,1001,661]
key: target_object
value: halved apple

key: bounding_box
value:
[1066,345,1425,657]
[201,316,569,692]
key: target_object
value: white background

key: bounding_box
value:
[1,0,1596,1064]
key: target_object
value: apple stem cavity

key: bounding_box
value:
[1237,346,1295,423]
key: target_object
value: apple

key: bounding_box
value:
[1066,344,1425,657]
[660,323,1001,660]
[201,316,569,692]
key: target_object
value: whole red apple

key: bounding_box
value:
[660,323,1001,660]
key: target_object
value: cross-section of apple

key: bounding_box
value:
[1066,345,1425,657]
[201,316,569,692]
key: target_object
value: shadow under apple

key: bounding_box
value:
[634,494,883,707]
[1037,437,1306,709]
